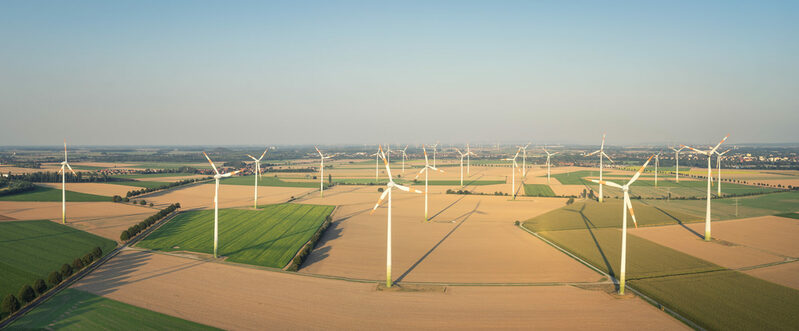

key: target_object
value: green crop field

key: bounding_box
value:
[69,165,106,170]
[0,186,109,202]
[131,163,204,170]
[407,179,505,186]
[523,184,555,197]
[10,288,218,330]
[642,191,799,221]
[524,200,701,232]
[136,203,335,268]
[0,221,117,302]
[105,180,172,189]
[524,201,799,330]
[631,270,799,330]
[220,175,318,188]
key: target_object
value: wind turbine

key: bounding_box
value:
[517,143,531,177]
[502,148,522,199]
[415,145,444,221]
[654,153,660,187]
[246,148,268,209]
[682,135,729,241]
[454,147,475,187]
[370,145,423,288]
[57,140,76,224]
[542,147,559,184]
[372,147,381,181]
[431,142,439,168]
[400,145,408,173]
[584,134,613,203]
[591,154,654,295]
[670,146,686,183]
[715,149,731,196]
[203,152,241,259]
[466,144,473,175]
[315,147,333,197]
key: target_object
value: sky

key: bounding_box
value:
[1,0,797,146]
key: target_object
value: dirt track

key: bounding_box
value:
[73,249,686,330]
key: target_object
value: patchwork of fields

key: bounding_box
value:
[523,184,556,197]
[221,175,319,188]
[136,203,335,268]
[523,199,799,330]
[0,221,117,303]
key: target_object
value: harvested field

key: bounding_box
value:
[136,183,316,210]
[39,182,141,197]
[0,201,158,241]
[744,262,799,290]
[10,288,217,330]
[524,199,701,232]
[296,187,601,283]
[71,249,687,330]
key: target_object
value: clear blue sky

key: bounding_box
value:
[1,1,797,146]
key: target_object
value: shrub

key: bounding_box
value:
[60,264,73,278]
[514,220,520,226]
[33,279,47,295]
[140,200,147,205]
[150,202,154,207]
[566,197,575,205]
[377,187,384,192]
[1,294,20,315]
[82,253,93,266]
[47,271,62,287]
[17,284,35,303]
[92,246,102,259]
[72,258,84,270]
[123,197,130,202]
[112,195,123,202]
[120,230,130,241]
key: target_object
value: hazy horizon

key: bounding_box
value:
[2,1,797,146]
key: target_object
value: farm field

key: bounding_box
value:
[131,162,207,170]
[68,249,686,330]
[524,203,799,330]
[0,185,109,202]
[9,288,218,330]
[136,204,335,268]
[0,220,117,303]
[523,200,701,232]
[220,175,318,188]
[112,172,199,179]
[106,180,172,189]
[523,184,556,197]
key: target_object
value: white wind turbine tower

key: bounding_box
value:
[591,154,654,295]
[715,149,731,196]
[246,148,268,209]
[415,145,444,221]
[654,153,660,187]
[502,148,522,200]
[315,147,333,197]
[670,146,686,183]
[466,144,473,175]
[454,147,475,187]
[542,147,559,184]
[400,145,409,173]
[431,142,439,168]
[203,152,242,259]
[682,134,729,241]
[58,140,76,224]
[370,145,423,288]
[517,143,531,177]
[372,147,380,181]
[584,134,613,203]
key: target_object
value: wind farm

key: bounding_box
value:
[2,1,798,330]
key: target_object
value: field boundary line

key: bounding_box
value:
[517,223,705,331]
[283,205,339,270]
[0,209,181,329]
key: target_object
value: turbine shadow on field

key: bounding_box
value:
[76,250,203,296]
[428,195,466,222]
[395,201,480,283]
[567,204,616,288]
[653,205,704,239]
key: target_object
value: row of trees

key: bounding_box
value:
[9,171,125,183]
[1,247,103,318]
[120,203,180,241]
[125,177,211,198]
[0,179,35,197]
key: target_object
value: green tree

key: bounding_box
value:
[17,284,35,303]
[47,271,62,287]
[1,294,20,315]
[33,279,47,295]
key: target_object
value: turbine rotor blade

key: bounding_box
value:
[585,150,600,157]
[591,179,623,189]
[203,152,220,175]
[709,135,730,154]
[628,154,655,185]
[681,145,707,155]
[602,152,614,163]
[66,163,76,175]
[370,187,391,214]
[625,193,638,228]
